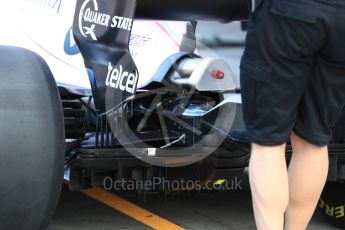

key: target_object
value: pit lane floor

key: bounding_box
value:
[48,175,339,230]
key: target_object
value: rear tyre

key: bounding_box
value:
[318,182,345,228]
[318,110,345,228]
[0,46,65,230]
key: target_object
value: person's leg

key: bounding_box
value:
[284,133,329,230]
[241,1,327,229]
[249,143,289,230]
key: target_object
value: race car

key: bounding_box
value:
[0,0,343,229]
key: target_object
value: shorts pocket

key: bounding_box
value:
[270,0,318,23]
[240,60,273,122]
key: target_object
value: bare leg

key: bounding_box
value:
[285,133,329,230]
[249,143,289,230]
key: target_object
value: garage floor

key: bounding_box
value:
[48,180,339,230]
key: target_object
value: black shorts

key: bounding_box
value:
[240,0,345,146]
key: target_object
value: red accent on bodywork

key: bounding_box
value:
[212,70,225,79]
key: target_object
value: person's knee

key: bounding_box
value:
[250,143,286,160]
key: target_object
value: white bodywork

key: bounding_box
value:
[0,0,186,89]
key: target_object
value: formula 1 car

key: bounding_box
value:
[0,0,343,229]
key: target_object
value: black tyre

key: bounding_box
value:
[0,46,65,229]
[318,182,345,228]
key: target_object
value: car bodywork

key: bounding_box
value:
[0,0,344,194]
